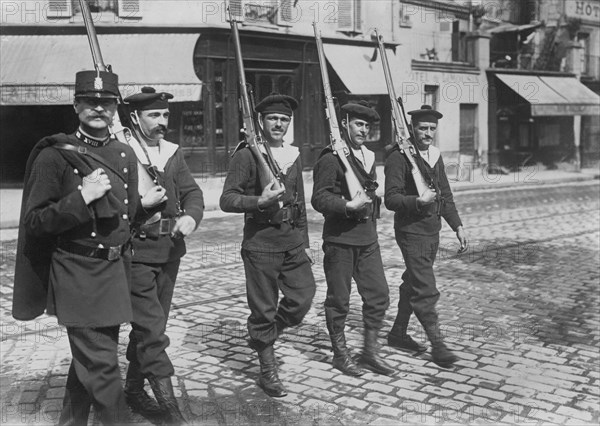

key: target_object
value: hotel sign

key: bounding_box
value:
[566,1,600,24]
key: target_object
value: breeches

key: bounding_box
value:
[127,260,180,379]
[322,241,390,334]
[241,245,316,349]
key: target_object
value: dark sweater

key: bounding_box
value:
[220,146,309,252]
[384,146,462,235]
[311,149,379,246]
[132,147,205,263]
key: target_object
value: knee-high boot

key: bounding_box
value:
[256,344,287,398]
[124,361,163,418]
[421,313,458,368]
[148,376,187,425]
[388,291,427,353]
[358,328,394,376]
[330,331,364,377]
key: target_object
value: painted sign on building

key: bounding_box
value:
[566,0,600,24]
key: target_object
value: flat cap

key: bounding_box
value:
[255,93,298,116]
[124,86,174,111]
[341,100,380,122]
[74,70,119,99]
[407,104,443,123]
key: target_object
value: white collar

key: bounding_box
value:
[419,145,440,167]
[266,143,300,175]
[128,137,179,171]
[351,145,375,172]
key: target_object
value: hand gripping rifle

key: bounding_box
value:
[228,6,284,192]
[77,0,157,194]
[313,23,370,214]
[374,28,432,198]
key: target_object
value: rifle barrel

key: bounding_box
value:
[78,0,106,72]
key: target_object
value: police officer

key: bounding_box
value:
[384,105,468,368]
[220,93,316,398]
[12,70,159,424]
[122,87,204,423]
[312,101,394,377]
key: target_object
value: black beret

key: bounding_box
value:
[74,70,119,99]
[255,93,298,116]
[341,100,380,122]
[124,87,174,111]
[407,104,443,123]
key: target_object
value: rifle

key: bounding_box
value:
[227,5,284,192]
[313,23,370,214]
[77,0,157,194]
[374,28,431,198]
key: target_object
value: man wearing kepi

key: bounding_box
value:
[312,100,394,377]
[384,104,468,368]
[220,93,316,397]
[122,87,204,423]
[12,70,161,424]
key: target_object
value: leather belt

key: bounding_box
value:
[248,205,297,225]
[57,240,129,261]
[138,218,177,239]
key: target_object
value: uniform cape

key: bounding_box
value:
[12,133,124,321]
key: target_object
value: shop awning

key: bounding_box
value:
[1,34,202,106]
[323,43,393,95]
[494,73,600,116]
[487,22,542,35]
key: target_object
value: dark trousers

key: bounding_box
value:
[322,242,390,334]
[395,231,440,324]
[59,326,129,425]
[241,245,316,349]
[127,260,180,379]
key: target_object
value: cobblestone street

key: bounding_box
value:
[1,181,599,425]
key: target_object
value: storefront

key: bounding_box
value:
[488,71,600,169]
[0,33,202,182]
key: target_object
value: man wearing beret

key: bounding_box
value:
[121,87,204,423]
[312,100,394,377]
[384,105,468,368]
[220,93,316,397]
[12,70,161,424]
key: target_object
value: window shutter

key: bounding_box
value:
[337,0,354,31]
[47,0,72,18]
[118,0,141,19]
[228,0,245,21]
[277,0,293,25]
[354,0,361,31]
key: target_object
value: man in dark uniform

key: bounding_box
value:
[384,105,468,368]
[12,70,162,424]
[220,93,316,398]
[312,100,394,377]
[122,87,204,424]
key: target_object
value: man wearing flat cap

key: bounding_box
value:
[384,104,468,368]
[12,70,158,424]
[121,86,204,423]
[220,93,316,398]
[312,100,394,377]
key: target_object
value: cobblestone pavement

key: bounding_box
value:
[1,181,599,425]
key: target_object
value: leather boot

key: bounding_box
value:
[358,328,395,376]
[330,332,364,377]
[257,344,287,398]
[388,292,427,353]
[124,362,163,419]
[148,376,187,425]
[423,317,458,368]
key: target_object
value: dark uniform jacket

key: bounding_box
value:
[384,143,462,235]
[131,145,204,263]
[220,145,309,252]
[13,132,142,327]
[311,147,379,247]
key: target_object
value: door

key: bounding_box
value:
[459,104,477,156]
